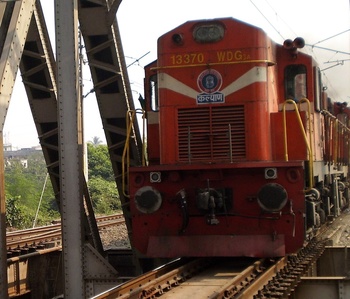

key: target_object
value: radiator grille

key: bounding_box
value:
[178,106,246,162]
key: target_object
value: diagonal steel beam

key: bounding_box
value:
[2,0,137,295]
[0,0,35,131]
[78,0,143,273]
[0,1,35,297]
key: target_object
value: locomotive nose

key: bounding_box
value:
[257,183,288,213]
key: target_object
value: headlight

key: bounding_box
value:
[134,186,162,214]
[193,23,224,43]
[257,183,288,212]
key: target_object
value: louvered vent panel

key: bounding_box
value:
[178,106,246,162]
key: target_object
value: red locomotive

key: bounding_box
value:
[126,17,350,258]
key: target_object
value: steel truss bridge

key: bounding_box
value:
[0,0,142,298]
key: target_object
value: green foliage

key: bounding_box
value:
[4,143,120,228]
[5,151,59,228]
[5,196,25,228]
[87,143,114,181]
[88,177,120,214]
[87,143,121,214]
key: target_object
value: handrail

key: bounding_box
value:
[299,98,314,187]
[122,109,146,198]
[334,119,339,165]
[150,59,276,71]
[139,109,147,167]
[321,110,350,165]
[282,99,314,190]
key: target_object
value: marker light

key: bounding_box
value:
[172,33,184,45]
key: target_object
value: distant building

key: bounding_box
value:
[3,145,42,168]
[4,143,13,151]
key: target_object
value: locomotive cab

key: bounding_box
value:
[272,39,350,233]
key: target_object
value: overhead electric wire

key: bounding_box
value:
[306,44,350,55]
[249,0,285,40]
[311,29,350,46]
[251,0,349,102]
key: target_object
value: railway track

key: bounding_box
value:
[4,213,335,298]
[93,239,327,299]
[6,213,125,254]
[6,214,128,298]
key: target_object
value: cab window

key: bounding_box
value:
[284,65,307,102]
[150,74,159,111]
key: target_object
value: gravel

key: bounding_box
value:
[100,223,131,250]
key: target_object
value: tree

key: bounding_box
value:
[89,136,103,146]
[3,144,119,228]
[87,143,120,214]
[87,143,114,181]
[88,177,120,214]
[5,152,58,228]
[6,195,26,228]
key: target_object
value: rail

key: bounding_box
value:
[91,257,287,299]
[6,214,125,251]
[6,213,126,298]
[92,239,328,299]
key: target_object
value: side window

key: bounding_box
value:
[284,65,307,102]
[314,66,322,111]
[150,74,159,111]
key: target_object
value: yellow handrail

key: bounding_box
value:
[299,98,314,187]
[334,119,339,165]
[122,109,146,198]
[282,99,314,190]
[321,110,350,165]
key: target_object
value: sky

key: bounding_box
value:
[3,0,350,148]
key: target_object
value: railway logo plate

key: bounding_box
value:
[197,69,224,104]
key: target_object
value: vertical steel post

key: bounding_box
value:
[55,1,84,298]
[0,133,8,299]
